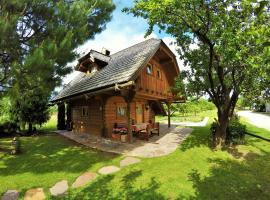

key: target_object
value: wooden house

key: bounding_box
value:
[51,38,183,142]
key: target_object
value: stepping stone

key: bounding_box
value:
[2,190,19,200]
[71,172,98,188]
[98,166,120,175]
[120,157,141,167]
[49,180,68,197]
[24,188,45,200]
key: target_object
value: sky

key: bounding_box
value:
[63,0,183,85]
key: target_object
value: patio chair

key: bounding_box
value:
[150,122,160,136]
[139,124,151,141]
[148,120,159,136]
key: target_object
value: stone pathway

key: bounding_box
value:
[98,166,120,175]
[1,190,19,200]
[49,180,68,197]
[120,156,141,167]
[72,172,98,188]
[57,124,193,158]
[171,117,209,127]
[24,188,45,200]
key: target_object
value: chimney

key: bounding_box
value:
[102,47,110,56]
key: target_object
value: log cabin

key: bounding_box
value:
[51,38,183,142]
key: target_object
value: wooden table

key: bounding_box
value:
[132,123,151,140]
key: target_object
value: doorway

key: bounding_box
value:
[136,104,144,123]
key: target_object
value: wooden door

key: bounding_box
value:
[136,104,144,123]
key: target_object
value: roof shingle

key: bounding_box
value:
[52,38,161,102]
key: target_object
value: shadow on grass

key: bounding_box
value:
[177,151,270,200]
[62,170,165,200]
[0,134,119,176]
[180,125,210,151]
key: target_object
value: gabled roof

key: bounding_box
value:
[52,38,170,102]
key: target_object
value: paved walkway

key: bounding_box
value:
[171,117,209,127]
[56,124,193,158]
[238,111,270,131]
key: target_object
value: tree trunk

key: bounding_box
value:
[28,123,33,133]
[215,108,230,147]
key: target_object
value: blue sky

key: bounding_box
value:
[63,0,179,84]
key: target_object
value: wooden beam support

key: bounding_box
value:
[100,95,108,138]
[166,102,172,128]
[123,89,136,143]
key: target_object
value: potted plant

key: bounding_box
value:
[120,130,128,142]
[112,128,121,140]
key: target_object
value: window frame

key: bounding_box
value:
[116,105,127,118]
[146,64,153,75]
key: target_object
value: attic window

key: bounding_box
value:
[146,64,153,75]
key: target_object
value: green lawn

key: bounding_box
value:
[1,111,270,199]
[0,135,122,198]
[156,110,214,123]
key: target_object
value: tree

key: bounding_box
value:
[1,0,115,131]
[11,88,50,133]
[0,0,115,93]
[125,0,270,146]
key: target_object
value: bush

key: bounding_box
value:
[227,116,246,144]
[0,122,20,136]
[210,115,246,146]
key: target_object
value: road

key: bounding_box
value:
[238,111,270,131]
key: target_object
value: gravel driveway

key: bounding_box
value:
[238,111,270,131]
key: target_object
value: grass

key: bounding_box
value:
[156,110,214,123]
[0,110,270,199]
[37,114,57,133]
[0,135,122,198]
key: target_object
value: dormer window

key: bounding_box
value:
[146,64,153,75]
[76,49,110,74]
[91,66,97,73]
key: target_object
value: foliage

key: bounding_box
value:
[0,0,115,130]
[57,103,66,130]
[10,88,50,133]
[0,0,115,92]
[211,115,246,145]
[0,122,19,137]
[236,96,252,110]
[170,99,215,116]
[227,116,246,144]
[0,96,11,123]
[125,0,270,146]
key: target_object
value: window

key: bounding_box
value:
[81,106,89,117]
[117,106,127,117]
[146,64,153,75]
[157,69,161,79]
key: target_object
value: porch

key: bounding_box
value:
[55,123,193,158]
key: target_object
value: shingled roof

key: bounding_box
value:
[52,38,162,102]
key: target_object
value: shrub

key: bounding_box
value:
[210,115,246,146]
[0,122,20,136]
[227,116,246,144]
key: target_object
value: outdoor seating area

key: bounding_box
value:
[112,121,160,142]
[56,123,192,158]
